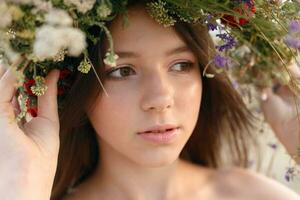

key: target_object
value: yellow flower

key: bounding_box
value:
[78,57,91,73]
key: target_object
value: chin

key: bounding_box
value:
[132,152,180,168]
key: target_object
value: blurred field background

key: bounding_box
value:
[253,118,300,194]
[244,87,300,195]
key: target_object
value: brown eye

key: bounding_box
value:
[171,61,194,72]
[106,66,136,78]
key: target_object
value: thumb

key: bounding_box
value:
[37,69,60,124]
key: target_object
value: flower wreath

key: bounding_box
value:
[0,0,298,115]
[1,1,300,170]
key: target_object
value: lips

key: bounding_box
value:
[138,124,179,134]
[138,125,180,144]
[144,129,175,133]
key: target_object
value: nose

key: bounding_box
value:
[140,71,174,112]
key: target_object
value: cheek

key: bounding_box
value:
[88,87,138,138]
[176,76,202,130]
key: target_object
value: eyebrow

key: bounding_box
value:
[115,45,192,58]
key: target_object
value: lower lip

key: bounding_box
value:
[138,128,179,144]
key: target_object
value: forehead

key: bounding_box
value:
[108,6,188,52]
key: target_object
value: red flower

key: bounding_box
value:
[221,1,256,27]
[59,69,71,79]
[27,107,38,117]
[25,98,38,117]
[24,79,36,96]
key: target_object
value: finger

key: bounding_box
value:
[263,83,296,103]
[273,84,295,102]
[11,95,20,116]
[37,69,60,124]
[260,88,292,123]
[0,64,26,104]
[271,82,300,107]
[0,64,7,78]
[11,96,26,130]
[0,68,18,103]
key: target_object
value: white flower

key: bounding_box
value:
[97,0,112,18]
[33,25,64,60]
[63,27,86,56]
[0,3,12,28]
[32,0,53,12]
[45,8,73,26]
[103,51,119,67]
[33,25,86,61]
[0,31,19,63]
[64,0,96,13]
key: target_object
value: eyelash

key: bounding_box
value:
[105,61,194,79]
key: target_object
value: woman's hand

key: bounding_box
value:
[260,63,300,165]
[0,64,60,200]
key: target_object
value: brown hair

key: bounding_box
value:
[51,2,256,200]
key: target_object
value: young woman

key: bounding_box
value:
[0,1,299,200]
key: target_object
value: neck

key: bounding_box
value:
[89,141,187,200]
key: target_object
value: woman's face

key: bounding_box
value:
[87,7,202,167]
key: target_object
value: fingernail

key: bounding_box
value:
[261,92,268,101]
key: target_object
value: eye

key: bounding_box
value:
[171,61,194,72]
[106,66,136,78]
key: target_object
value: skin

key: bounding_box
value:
[85,6,203,199]
[261,62,300,165]
[87,8,202,169]
[0,4,298,200]
[65,7,300,200]
[0,65,60,200]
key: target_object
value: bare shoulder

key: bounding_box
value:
[213,167,300,200]
[61,184,101,200]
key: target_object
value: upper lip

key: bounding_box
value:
[138,124,179,134]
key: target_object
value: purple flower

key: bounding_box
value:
[207,23,218,31]
[214,54,228,68]
[284,167,295,182]
[205,14,218,31]
[267,143,277,150]
[285,173,290,182]
[232,80,239,90]
[284,21,300,51]
[288,20,300,33]
[284,36,300,50]
[216,33,237,52]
